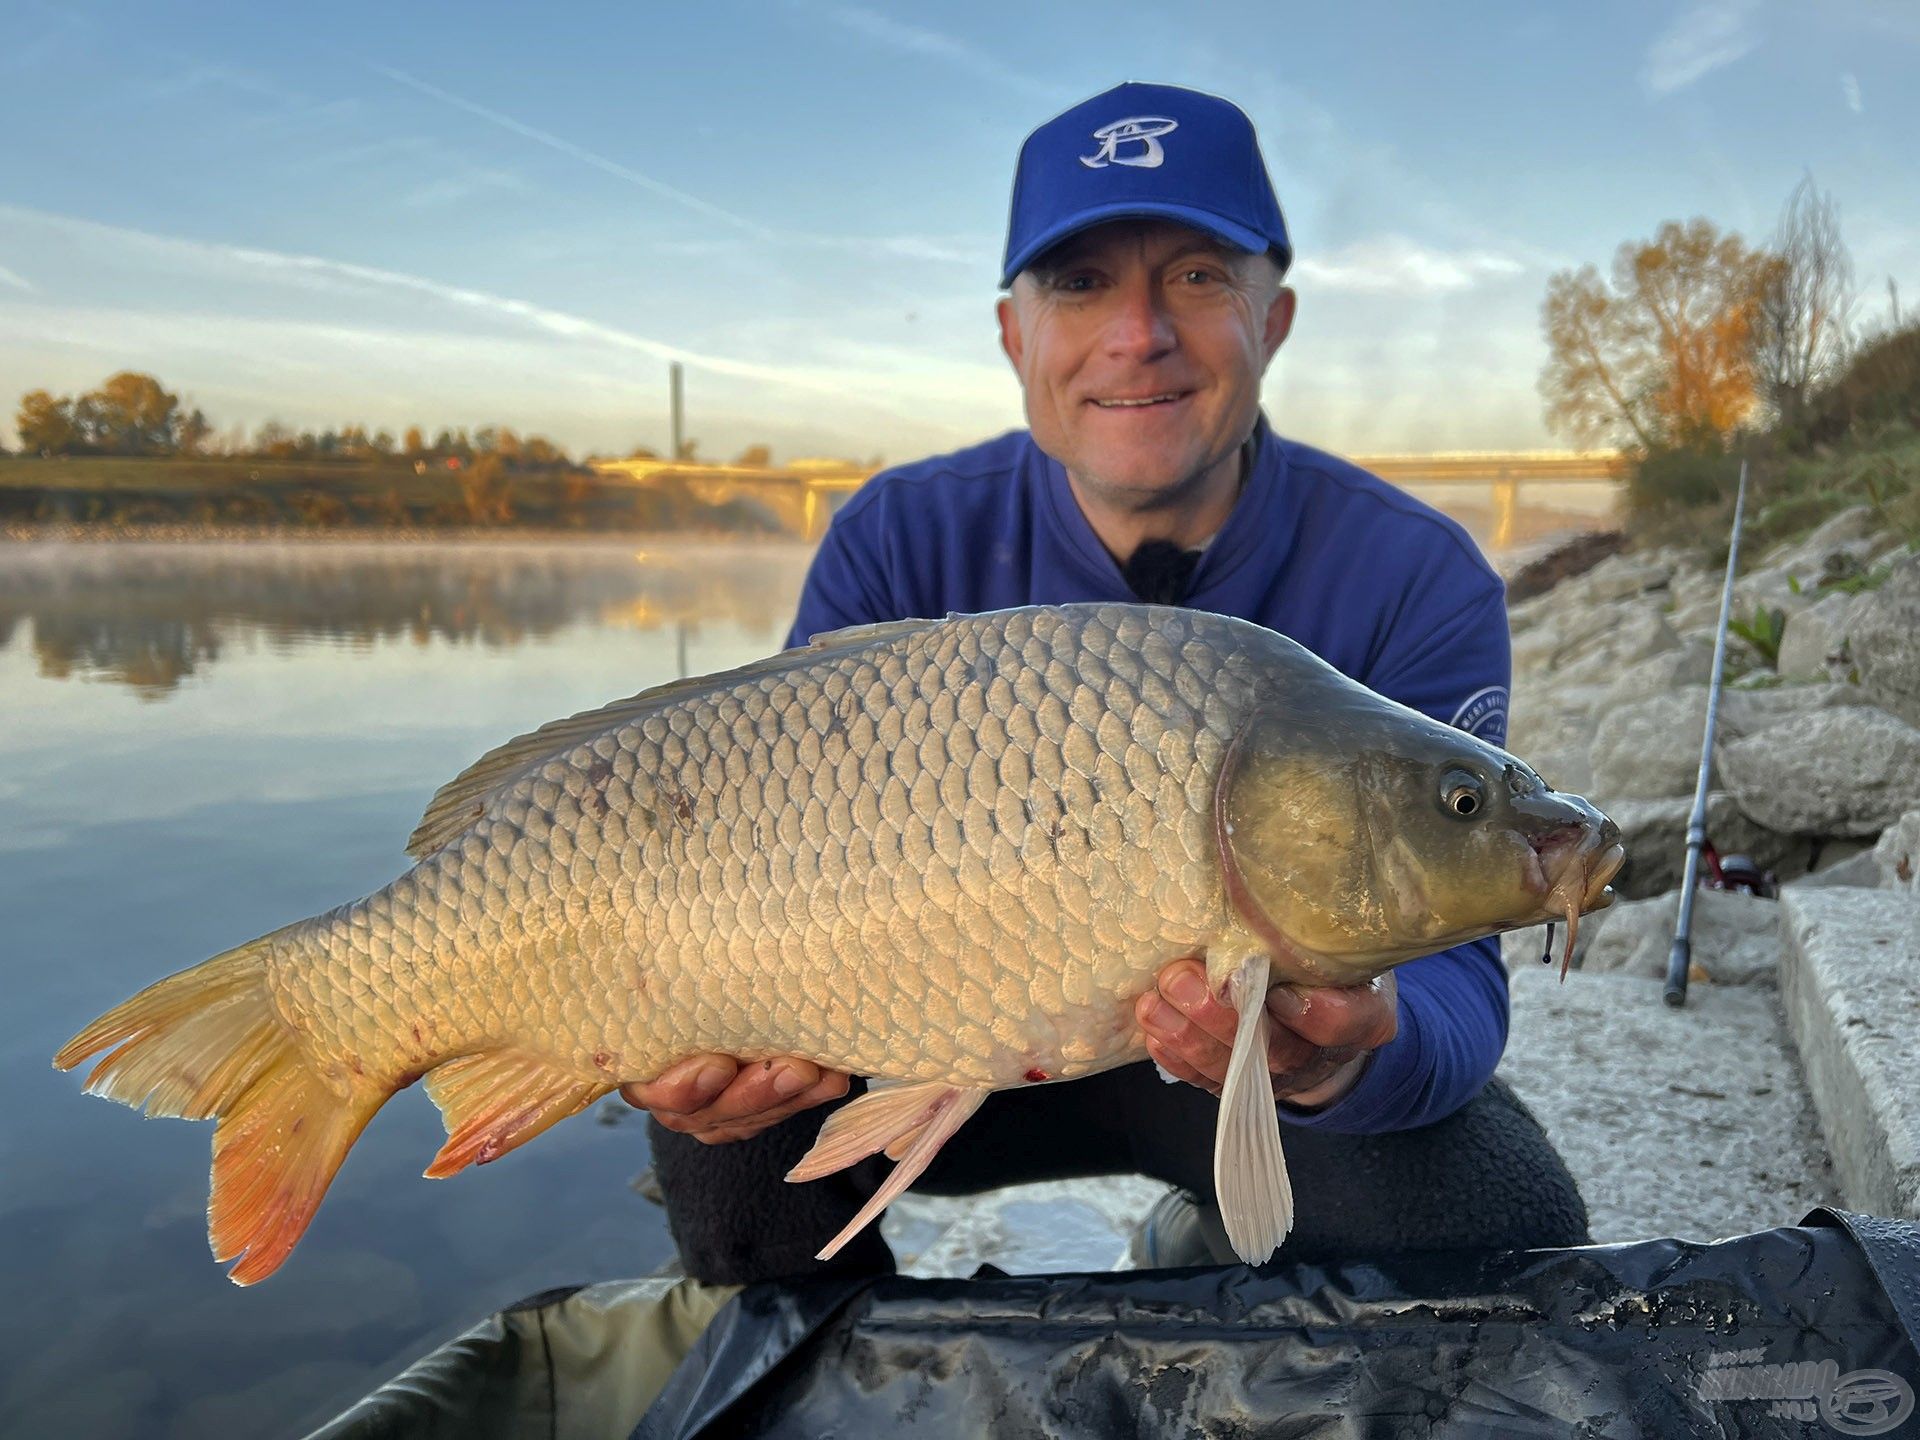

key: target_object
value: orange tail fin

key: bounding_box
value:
[53,934,385,1286]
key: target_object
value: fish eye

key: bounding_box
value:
[1441,769,1487,820]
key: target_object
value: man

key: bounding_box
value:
[625,82,1587,1285]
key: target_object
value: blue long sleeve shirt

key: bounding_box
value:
[783,414,1513,1134]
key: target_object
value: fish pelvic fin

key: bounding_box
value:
[785,1080,987,1262]
[422,1049,611,1179]
[1213,952,1295,1265]
[53,931,386,1286]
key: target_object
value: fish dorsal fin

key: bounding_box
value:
[404,616,942,859]
[803,617,938,649]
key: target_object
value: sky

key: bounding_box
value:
[2,0,1916,465]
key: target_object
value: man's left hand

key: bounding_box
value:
[1135,957,1398,1110]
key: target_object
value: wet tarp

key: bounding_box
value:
[310,1208,1920,1439]
[639,1208,1920,1439]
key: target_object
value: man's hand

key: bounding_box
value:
[1136,957,1398,1110]
[621,1055,850,1144]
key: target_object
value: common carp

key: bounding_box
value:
[56,603,1623,1283]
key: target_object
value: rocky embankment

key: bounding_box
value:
[1497,506,1920,1235]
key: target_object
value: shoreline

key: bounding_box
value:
[0,523,807,546]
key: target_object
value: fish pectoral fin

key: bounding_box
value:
[785,1078,952,1182]
[1213,952,1295,1265]
[799,1085,989,1263]
[423,1050,610,1179]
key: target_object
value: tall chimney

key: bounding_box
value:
[669,362,684,460]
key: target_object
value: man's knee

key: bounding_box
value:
[1277,1076,1589,1258]
[647,1109,895,1286]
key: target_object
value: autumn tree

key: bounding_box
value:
[403,426,426,458]
[459,452,514,524]
[1540,218,1775,450]
[16,390,76,454]
[1753,177,1856,426]
[72,372,186,454]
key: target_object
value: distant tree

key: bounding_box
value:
[403,425,426,458]
[522,435,568,467]
[72,372,185,454]
[255,420,295,458]
[626,444,660,459]
[372,429,396,456]
[495,427,523,465]
[1754,177,1857,426]
[176,407,213,455]
[459,452,513,524]
[16,390,76,454]
[1540,218,1774,450]
[733,443,772,467]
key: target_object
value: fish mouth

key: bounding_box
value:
[1536,831,1627,980]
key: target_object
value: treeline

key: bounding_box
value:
[1538,176,1919,542]
[13,372,583,470]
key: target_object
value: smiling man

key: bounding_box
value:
[627,82,1589,1284]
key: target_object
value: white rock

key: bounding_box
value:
[1601,640,1716,709]
[1718,681,1871,738]
[1603,792,1801,899]
[1580,886,1783,986]
[1850,554,1920,728]
[1787,846,1884,890]
[1762,504,1882,577]
[1776,590,1871,682]
[1718,706,1920,836]
[1874,808,1920,894]
[1589,689,1713,801]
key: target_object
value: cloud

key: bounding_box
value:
[1842,72,1864,114]
[811,4,1056,98]
[1642,0,1761,96]
[0,262,32,292]
[1292,236,1525,294]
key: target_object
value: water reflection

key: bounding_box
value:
[0,540,814,1440]
[0,540,813,695]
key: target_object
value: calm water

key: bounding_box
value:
[0,540,813,1440]
[0,503,1606,1437]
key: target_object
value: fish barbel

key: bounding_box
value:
[55,604,1623,1283]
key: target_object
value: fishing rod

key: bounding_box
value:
[1664,459,1750,1008]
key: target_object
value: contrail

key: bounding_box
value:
[371,64,776,240]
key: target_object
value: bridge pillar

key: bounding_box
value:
[1492,474,1520,550]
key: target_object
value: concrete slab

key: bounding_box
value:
[1499,963,1836,1244]
[1777,888,1920,1217]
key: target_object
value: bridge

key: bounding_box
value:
[592,450,1627,547]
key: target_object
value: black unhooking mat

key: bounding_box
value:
[636,1207,1920,1439]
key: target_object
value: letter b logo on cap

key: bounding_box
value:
[1080,116,1179,170]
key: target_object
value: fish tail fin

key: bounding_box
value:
[53,932,384,1286]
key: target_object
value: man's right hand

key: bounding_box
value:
[621,1054,850,1144]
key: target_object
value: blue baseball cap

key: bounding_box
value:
[1000,81,1292,289]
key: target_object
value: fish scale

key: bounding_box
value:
[56,601,1627,1283]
